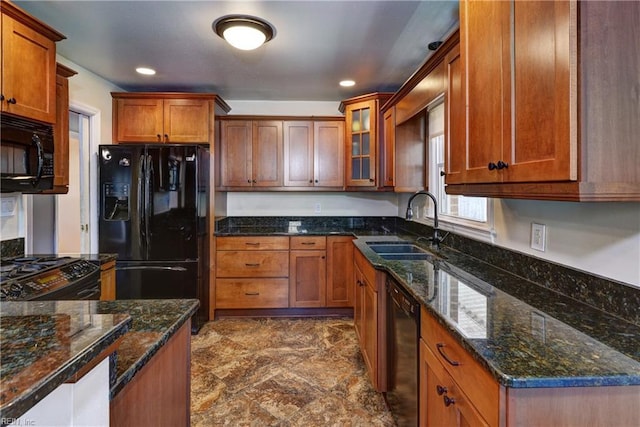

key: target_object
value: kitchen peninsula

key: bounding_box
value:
[0,299,198,426]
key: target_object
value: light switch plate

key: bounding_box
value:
[530,223,546,252]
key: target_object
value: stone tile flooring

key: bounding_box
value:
[190,317,396,426]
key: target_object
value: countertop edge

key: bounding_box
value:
[0,315,131,422]
[109,300,199,398]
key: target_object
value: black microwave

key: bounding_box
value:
[1,114,55,193]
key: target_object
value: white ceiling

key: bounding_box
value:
[15,1,459,102]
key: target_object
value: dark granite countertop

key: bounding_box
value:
[0,301,131,422]
[0,299,198,422]
[353,236,640,388]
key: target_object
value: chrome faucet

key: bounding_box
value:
[405,190,443,248]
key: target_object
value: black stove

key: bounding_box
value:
[0,256,101,301]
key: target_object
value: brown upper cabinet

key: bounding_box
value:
[381,32,458,193]
[219,119,283,188]
[340,93,393,189]
[283,120,345,188]
[112,93,230,144]
[1,1,64,124]
[43,63,77,194]
[446,0,640,201]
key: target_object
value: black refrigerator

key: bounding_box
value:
[98,144,209,333]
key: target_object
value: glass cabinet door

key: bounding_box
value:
[346,100,376,187]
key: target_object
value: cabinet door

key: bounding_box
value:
[382,108,395,187]
[163,99,210,143]
[445,42,466,185]
[354,263,365,341]
[220,120,252,187]
[345,100,377,187]
[100,261,116,301]
[326,236,354,307]
[1,14,57,123]
[51,66,70,192]
[314,121,345,187]
[252,120,283,187]
[506,0,573,182]
[114,98,164,143]
[362,279,378,388]
[283,121,313,186]
[289,250,326,307]
[394,112,426,192]
[422,340,489,427]
[461,0,510,183]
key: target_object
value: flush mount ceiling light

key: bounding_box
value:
[213,15,275,51]
[136,67,156,75]
[339,80,356,87]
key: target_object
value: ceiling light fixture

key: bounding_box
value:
[340,80,356,87]
[136,67,156,75]
[213,15,275,51]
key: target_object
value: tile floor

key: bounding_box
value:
[190,317,396,426]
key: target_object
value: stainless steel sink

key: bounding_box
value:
[366,241,436,261]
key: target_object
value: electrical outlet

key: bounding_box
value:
[530,223,546,252]
[314,203,321,214]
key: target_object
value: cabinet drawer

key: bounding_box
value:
[290,236,326,250]
[216,251,289,277]
[421,307,499,426]
[354,246,376,289]
[216,236,290,251]
[216,279,289,308]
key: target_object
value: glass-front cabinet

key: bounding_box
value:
[340,93,392,188]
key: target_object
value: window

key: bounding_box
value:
[418,101,495,241]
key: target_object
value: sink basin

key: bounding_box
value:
[367,244,425,254]
[378,253,433,261]
[366,241,436,261]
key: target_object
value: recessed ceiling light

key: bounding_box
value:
[340,80,356,87]
[213,15,275,51]
[136,67,156,75]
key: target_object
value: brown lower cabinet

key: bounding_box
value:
[214,235,354,313]
[99,260,116,300]
[110,320,191,426]
[353,246,386,392]
[419,306,640,426]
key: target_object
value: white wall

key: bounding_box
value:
[225,192,399,217]
[493,199,640,287]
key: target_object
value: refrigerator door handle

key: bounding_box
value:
[138,154,146,255]
[144,154,153,259]
[116,266,188,272]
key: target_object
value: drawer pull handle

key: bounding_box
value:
[436,385,448,396]
[443,395,455,407]
[245,292,260,296]
[245,242,260,246]
[436,343,460,366]
[245,263,260,267]
[301,242,316,245]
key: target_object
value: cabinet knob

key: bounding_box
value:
[157,134,162,141]
[443,395,455,407]
[252,179,257,184]
[0,95,4,101]
[488,162,497,171]
[7,97,17,104]
[315,179,318,183]
[369,178,374,182]
[436,385,448,396]
[164,134,169,142]
[440,171,446,177]
[497,160,509,170]
[247,179,252,183]
[309,180,313,183]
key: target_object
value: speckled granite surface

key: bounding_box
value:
[0,299,198,422]
[216,216,640,326]
[0,238,24,258]
[353,236,640,388]
[0,301,131,422]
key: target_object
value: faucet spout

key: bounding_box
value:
[405,190,442,248]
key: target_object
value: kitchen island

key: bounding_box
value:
[0,299,198,426]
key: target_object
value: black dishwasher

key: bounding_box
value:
[385,277,420,426]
